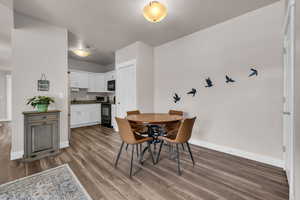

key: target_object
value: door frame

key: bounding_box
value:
[115,59,137,122]
[283,0,295,199]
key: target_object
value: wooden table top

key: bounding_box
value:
[126,113,183,124]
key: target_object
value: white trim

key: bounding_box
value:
[10,142,69,161]
[6,74,11,121]
[70,121,101,128]
[60,141,69,149]
[189,139,284,168]
[10,151,24,160]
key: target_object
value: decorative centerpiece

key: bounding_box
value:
[27,96,55,112]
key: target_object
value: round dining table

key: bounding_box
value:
[126,113,183,163]
[126,113,183,124]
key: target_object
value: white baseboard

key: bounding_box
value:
[10,142,69,161]
[10,151,24,160]
[60,141,69,149]
[70,122,100,128]
[189,139,284,168]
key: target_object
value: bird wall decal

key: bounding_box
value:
[225,75,235,83]
[249,68,258,77]
[187,88,197,97]
[205,78,213,88]
[173,93,181,103]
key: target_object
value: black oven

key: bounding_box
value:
[107,80,115,91]
[101,103,112,128]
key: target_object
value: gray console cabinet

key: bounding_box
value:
[23,110,60,161]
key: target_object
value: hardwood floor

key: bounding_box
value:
[0,123,289,200]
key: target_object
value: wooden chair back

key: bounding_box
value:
[169,110,184,116]
[115,117,137,144]
[127,110,141,116]
[175,117,196,143]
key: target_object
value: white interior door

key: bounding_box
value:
[116,62,136,118]
[283,1,295,198]
[283,34,292,181]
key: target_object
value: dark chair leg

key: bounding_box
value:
[186,142,195,166]
[126,144,129,151]
[136,144,139,158]
[130,144,134,177]
[176,144,181,175]
[147,142,155,164]
[181,143,185,151]
[114,142,124,168]
[156,140,164,164]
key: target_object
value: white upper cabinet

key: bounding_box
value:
[70,70,115,92]
[88,73,105,92]
[70,71,89,88]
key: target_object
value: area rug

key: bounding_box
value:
[0,164,92,200]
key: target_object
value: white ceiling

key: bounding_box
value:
[14,0,278,65]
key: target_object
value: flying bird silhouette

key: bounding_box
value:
[173,93,181,103]
[249,68,258,77]
[225,75,235,83]
[205,78,213,88]
[187,88,197,97]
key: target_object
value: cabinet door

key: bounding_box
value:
[70,72,88,88]
[71,107,80,126]
[89,104,101,123]
[88,73,95,92]
[88,73,104,92]
[27,121,57,154]
[70,72,80,88]
[95,74,105,92]
[78,72,89,88]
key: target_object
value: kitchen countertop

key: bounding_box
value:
[71,100,115,105]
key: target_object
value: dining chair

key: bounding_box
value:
[126,110,148,151]
[165,110,184,133]
[156,117,196,175]
[169,110,184,116]
[114,117,155,177]
[165,110,184,150]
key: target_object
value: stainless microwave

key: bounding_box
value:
[107,80,115,91]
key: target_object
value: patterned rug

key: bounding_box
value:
[0,164,92,200]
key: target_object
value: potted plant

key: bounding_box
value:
[27,96,55,112]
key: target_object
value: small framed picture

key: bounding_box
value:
[38,74,50,91]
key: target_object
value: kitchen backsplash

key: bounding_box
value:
[71,89,114,101]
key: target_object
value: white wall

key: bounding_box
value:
[69,58,112,73]
[154,2,284,166]
[11,13,69,159]
[136,42,154,112]
[115,41,154,112]
[115,42,138,65]
[294,0,300,198]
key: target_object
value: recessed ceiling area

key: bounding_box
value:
[14,0,278,65]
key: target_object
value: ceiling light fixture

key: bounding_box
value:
[72,49,91,57]
[143,1,167,23]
